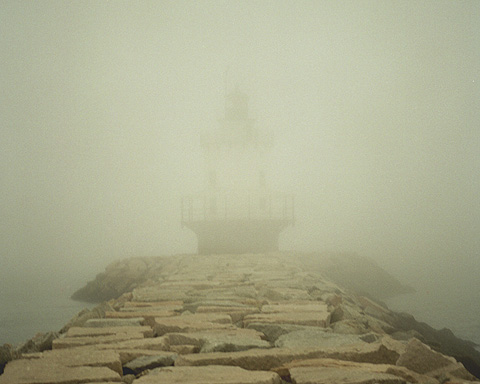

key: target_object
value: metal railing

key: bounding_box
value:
[181,192,294,224]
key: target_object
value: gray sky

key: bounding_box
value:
[1,1,479,289]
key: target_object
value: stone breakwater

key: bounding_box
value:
[1,253,479,384]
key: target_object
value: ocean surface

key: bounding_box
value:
[0,272,96,346]
[0,294,95,346]
[385,291,480,348]
[385,279,480,349]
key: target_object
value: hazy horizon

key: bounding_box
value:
[1,1,479,307]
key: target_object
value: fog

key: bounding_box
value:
[1,0,479,320]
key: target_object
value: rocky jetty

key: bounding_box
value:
[1,252,479,383]
[70,253,414,303]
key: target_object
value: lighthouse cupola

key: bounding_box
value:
[181,87,294,254]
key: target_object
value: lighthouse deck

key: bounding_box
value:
[181,193,294,254]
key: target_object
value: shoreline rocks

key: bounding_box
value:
[2,252,479,383]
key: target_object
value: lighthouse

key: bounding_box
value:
[181,88,294,254]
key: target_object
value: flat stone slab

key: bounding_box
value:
[184,300,259,311]
[289,366,405,384]
[163,329,270,353]
[275,329,363,349]
[133,365,281,384]
[196,305,259,323]
[122,300,184,308]
[261,303,329,313]
[21,347,122,375]
[246,323,329,342]
[0,359,120,384]
[117,350,177,365]
[175,338,404,370]
[132,287,190,302]
[83,318,145,327]
[274,358,440,384]
[257,287,312,301]
[243,311,330,328]
[174,347,320,371]
[106,310,177,319]
[52,332,147,349]
[65,326,153,338]
[119,304,182,312]
[153,313,233,336]
[93,337,170,352]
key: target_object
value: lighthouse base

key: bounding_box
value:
[183,219,290,254]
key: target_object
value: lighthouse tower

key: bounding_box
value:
[181,88,294,254]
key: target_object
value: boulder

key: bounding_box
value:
[71,257,165,302]
[59,302,115,333]
[0,344,16,374]
[331,319,368,335]
[396,338,475,380]
[16,331,59,354]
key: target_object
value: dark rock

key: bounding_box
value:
[0,344,16,375]
[300,253,416,300]
[124,354,177,375]
[16,331,59,354]
[60,302,114,333]
[71,257,166,303]
[122,374,135,384]
[391,312,480,379]
[397,338,457,374]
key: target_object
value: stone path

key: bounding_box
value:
[1,253,478,383]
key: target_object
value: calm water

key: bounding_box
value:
[0,294,94,346]
[0,272,96,346]
[386,284,480,347]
